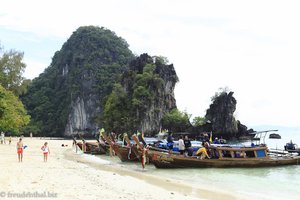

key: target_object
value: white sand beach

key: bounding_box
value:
[0,138,236,200]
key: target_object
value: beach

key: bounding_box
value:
[0,137,237,200]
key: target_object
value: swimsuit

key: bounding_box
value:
[17,148,23,154]
[42,146,49,154]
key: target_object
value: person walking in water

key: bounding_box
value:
[41,142,50,162]
[16,138,23,162]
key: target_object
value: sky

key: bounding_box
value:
[1,0,300,129]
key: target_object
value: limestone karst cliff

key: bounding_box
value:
[205,91,250,138]
[21,26,178,136]
[127,54,178,133]
[103,54,178,134]
[21,26,134,136]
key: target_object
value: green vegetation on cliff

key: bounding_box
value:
[162,108,191,132]
[103,83,132,133]
[21,26,134,136]
[103,54,178,134]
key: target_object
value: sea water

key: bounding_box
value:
[94,130,300,200]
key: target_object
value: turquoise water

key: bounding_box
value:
[94,130,300,200]
[151,164,300,200]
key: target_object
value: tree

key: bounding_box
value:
[0,85,30,134]
[211,87,230,101]
[162,109,191,132]
[152,56,169,65]
[0,47,27,96]
[102,84,132,133]
[192,116,206,127]
[132,63,163,112]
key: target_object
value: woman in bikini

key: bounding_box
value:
[41,142,50,162]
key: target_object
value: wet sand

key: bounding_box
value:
[0,137,236,200]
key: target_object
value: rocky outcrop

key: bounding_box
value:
[61,27,134,136]
[22,26,134,136]
[117,54,178,133]
[65,96,101,136]
[205,91,249,138]
[22,27,177,136]
[137,56,177,132]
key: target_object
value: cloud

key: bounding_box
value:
[23,59,48,80]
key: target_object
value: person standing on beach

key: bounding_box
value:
[167,132,174,154]
[16,138,23,162]
[9,136,12,145]
[178,136,185,155]
[1,132,5,144]
[41,142,50,162]
[184,135,192,156]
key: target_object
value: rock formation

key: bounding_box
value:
[131,54,178,133]
[103,54,178,134]
[22,26,134,136]
[205,91,249,138]
[22,26,179,136]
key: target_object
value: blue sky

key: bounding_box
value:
[1,0,300,129]
[0,28,64,77]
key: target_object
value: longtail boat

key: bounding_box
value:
[104,133,140,162]
[107,133,175,163]
[114,144,140,162]
[151,144,300,168]
[76,141,108,155]
[132,135,179,164]
[72,136,108,155]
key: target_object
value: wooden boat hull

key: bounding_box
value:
[112,144,140,162]
[77,142,107,155]
[111,144,170,163]
[116,145,180,163]
[151,152,300,168]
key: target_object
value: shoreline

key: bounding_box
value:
[64,149,236,200]
[0,137,236,200]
